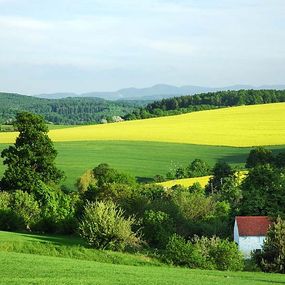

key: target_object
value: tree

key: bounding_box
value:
[254,217,285,273]
[0,112,64,192]
[240,164,285,217]
[206,162,234,194]
[246,147,274,168]
[187,159,211,178]
[275,152,285,169]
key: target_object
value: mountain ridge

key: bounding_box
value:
[34,84,285,101]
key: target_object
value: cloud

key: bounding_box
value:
[0,0,284,93]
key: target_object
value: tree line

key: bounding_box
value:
[124,89,285,120]
[0,93,142,126]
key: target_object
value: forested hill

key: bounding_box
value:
[124,89,285,120]
[0,93,143,125]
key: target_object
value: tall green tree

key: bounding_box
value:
[254,217,285,273]
[0,112,64,192]
[246,147,274,168]
[240,164,285,217]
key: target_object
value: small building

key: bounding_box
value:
[234,216,271,258]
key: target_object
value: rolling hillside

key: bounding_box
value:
[0,102,284,147]
[0,231,283,285]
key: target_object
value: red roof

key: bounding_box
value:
[236,216,271,236]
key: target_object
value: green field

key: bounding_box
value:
[0,141,284,189]
[1,141,285,189]
[0,231,284,285]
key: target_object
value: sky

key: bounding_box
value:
[0,0,284,94]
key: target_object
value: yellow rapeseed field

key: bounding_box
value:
[157,171,247,189]
[0,103,284,147]
[158,176,212,189]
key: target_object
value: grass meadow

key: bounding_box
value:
[0,141,284,189]
[0,103,285,147]
[0,231,284,285]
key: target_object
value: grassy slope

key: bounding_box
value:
[0,231,284,285]
[0,231,161,267]
[1,102,285,147]
[2,252,284,285]
[0,141,284,188]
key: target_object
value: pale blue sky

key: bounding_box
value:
[0,0,284,94]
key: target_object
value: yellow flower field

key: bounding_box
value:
[0,103,284,147]
[158,171,247,189]
[158,176,212,188]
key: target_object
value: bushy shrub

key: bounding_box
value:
[193,236,244,271]
[0,191,20,230]
[76,169,97,194]
[165,234,207,268]
[164,234,244,271]
[12,190,40,230]
[0,191,40,231]
[142,210,175,248]
[79,200,140,251]
[33,181,78,233]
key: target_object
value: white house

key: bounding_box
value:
[234,216,271,258]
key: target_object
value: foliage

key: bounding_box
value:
[240,165,285,217]
[125,89,285,120]
[187,159,212,178]
[0,190,40,231]
[34,181,78,233]
[142,210,175,248]
[165,234,244,271]
[165,234,203,268]
[206,162,234,194]
[76,169,97,194]
[0,112,64,192]
[0,92,140,125]
[246,147,274,168]
[253,217,285,273]
[12,190,40,230]
[193,236,244,271]
[79,201,140,251]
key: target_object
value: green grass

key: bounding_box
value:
[0,231,284,285]
[1,141,285,189]
[1,251,284,285]
[0,231,161,267]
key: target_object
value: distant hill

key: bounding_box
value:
[34,84,285,101]
[0,93,142,125]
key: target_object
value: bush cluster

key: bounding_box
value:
[165,234,244,271]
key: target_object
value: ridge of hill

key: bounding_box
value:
[34,84,285,100]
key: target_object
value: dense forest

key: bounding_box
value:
[0,93,145,126]
[124,89,285,119]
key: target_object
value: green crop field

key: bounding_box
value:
[1,141,285,189]
[0,231,283,285]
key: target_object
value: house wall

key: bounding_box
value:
[238,236,265,258]
[233,220,239,243]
